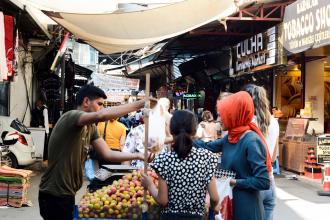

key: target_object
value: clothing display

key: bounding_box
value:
[0,12,8,81]
[4,15,13,77]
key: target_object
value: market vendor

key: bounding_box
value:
[38,84,155,220]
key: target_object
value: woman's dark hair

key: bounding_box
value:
[170,110,197,159]
[76,84,107,106]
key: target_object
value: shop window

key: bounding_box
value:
[276,65,302,118]
[0,82,9,116]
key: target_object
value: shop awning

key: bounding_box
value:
[42,0,239,54]
[8,0,56,39]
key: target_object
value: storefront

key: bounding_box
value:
[278,0,330,177]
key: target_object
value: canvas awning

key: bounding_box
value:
[42,0,240,54]
[8,0,56,39]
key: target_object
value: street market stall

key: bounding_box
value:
[75,167,160,219]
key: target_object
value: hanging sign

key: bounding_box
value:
[183,93,201,99]
[317,134,330,164]
[92,73,140,91]
[283,0,330,54]
[230,26,278,76]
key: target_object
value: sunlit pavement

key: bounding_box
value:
[274,173,330,220]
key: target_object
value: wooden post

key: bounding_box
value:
[143,73,150,214]
[60,53,66,115]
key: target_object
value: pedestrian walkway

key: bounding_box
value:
[274,174,330,220]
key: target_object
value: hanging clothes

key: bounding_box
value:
[4,15,14,78]
[0,12,9,81]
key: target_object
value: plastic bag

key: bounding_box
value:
[215,178,233,220]
[84,159,98,181]
[147,103,166,153]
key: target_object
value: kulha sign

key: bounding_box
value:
[230,26,278,75]
[283,0,330,53]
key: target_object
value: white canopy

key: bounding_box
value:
[43,0,239,54]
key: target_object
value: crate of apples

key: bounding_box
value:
[78,170,160,219]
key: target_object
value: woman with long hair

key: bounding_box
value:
[196,110,218,142]
[142,110,220,220]
[243,84,279,220]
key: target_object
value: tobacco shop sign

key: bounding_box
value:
[283,0,330,53]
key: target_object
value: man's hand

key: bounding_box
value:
[136,152,155,162]
[145,97,158,109]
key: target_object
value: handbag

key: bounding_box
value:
[84,158,99,181]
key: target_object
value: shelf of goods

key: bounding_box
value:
[75,167,160,220]
[304,146,323,179]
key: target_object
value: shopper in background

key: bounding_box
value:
[97,118,127,166]
[97,118,126,152]
[142,110,220,220]
[122,124,145,168]
[242,84,279,220]
[196,110,217,142]
[31,99,50,167]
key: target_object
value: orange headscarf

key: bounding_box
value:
[217,91,272,173]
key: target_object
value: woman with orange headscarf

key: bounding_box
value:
[198,91,271,220]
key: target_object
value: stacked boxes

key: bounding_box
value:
[304,145,323,179]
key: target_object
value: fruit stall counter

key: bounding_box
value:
[76,166,160,220]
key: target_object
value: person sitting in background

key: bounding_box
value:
[196,110,217,142]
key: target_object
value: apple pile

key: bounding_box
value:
[78,170,160,219]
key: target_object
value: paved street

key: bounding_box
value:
[0,166,329,220]
[274,175,330,220]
